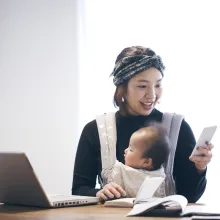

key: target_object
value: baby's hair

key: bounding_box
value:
[138,122,170,170]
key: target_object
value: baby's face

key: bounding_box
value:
[124,133,146,168]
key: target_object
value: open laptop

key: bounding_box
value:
[0,151,99,208]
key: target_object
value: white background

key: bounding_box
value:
[0,0,79,195]
[0,0,219,203]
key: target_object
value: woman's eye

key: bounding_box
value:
[137,85,146,88]
[155,84,162,88]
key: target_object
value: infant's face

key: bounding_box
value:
[124,134,145,168]
[125,127,158,169]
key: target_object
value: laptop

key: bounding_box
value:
[0,151,99,208]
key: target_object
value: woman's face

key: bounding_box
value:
[125,67,163,116]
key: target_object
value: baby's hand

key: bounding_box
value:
[96,182,127,201]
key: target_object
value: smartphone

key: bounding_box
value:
[191,125,217,156]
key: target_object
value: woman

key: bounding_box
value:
[72,46,213,202]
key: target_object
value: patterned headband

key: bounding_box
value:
[111,55,165,86]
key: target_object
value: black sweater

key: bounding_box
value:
[72,109,207,202]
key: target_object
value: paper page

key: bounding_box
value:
[165,195,187,211]
[135,176,164,203]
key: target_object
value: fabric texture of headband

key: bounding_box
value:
[111,55,165,86]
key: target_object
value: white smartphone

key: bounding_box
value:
[191,125,217,156]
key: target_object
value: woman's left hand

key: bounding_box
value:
[189,142,214,172]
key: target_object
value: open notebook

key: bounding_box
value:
[126,195,220,217]
[0,152,99,208]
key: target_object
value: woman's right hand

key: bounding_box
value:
[96,182,127,201]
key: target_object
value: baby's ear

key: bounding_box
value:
[142,158,153,170]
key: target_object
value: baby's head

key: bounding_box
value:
[124,123,170,171]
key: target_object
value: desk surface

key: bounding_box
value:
[0,204,191,220]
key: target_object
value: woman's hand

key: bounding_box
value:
[189,142,213,173]
[96,182,127,201]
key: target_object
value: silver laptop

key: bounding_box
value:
[0,152,99,208]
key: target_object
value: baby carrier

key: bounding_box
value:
[96,112,184,196]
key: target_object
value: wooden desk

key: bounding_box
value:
[0,204,191,220]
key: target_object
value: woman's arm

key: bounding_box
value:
[173,120,207,203]
[72,120,101,197]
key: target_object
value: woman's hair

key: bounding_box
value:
[113,46,157,114]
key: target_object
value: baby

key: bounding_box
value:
[111,123,170,198]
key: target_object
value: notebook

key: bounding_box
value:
[0,151,99,208]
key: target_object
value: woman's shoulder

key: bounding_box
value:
[79,119,101,150]
[83,119,97,130]
[159,110,193,132]
[159,110,195,142]
[81,119,99,138]
[179,118,194,136]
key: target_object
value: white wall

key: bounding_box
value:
[0,0,79,195]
